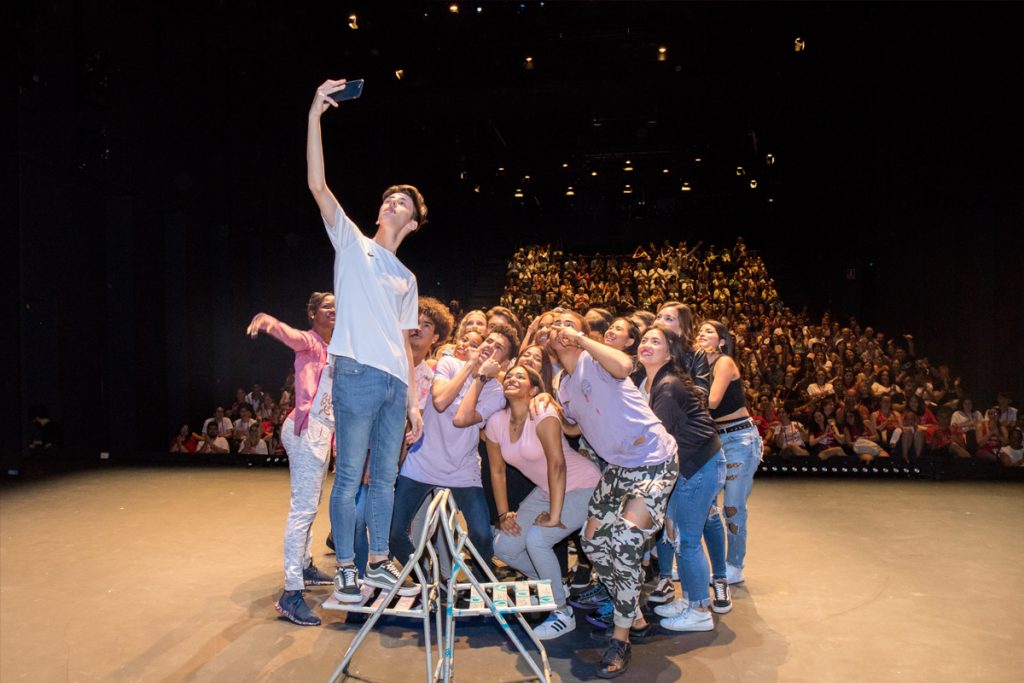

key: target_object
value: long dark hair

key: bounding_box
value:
[702,319,734,357]
[647,323,694,388]
[659,301,695,347]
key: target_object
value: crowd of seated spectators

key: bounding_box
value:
[501,239,1023,477]
[170,378,293,462]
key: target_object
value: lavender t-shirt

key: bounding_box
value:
[400,356,506,487]
[556,351,677,468]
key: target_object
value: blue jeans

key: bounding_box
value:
[329,356,408,564]
[353,484,369,577]
[703,425,762,573]
[666,451,726,607]
[389,475,494,575]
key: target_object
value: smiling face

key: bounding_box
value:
[453,331,483,360]
[459,311,488,337]
[604,318,636,352]
[479,331,513,365]
[312,295,336,329]
[502,365,538,401]
[518,345,545,374]
[696,323,723,355]
[638,328,671,371]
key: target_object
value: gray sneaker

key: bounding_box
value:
[334,565,362,603]
[364,559,419,596]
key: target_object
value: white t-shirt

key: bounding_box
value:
[324,206,418,383]
[202,417,232,436]
[951,409,982,431]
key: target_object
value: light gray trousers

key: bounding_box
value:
[281,416,333,590]
[493,486,593,606]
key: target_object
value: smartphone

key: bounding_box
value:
[328,79,364,102]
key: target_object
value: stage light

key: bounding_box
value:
[852,467,859,473]
[736,166,746,176]
[623,162,634,171]
[449,3,460,14]
[591,170,598,176]
[497,166,505,173]
[562,162,569,168]
[766,153,776,165]
[658,46,667,62]
[459,171,466,180]
[750,179,758,189]
[694,157,703,164]
[514,188,524,198]
[473,185,480,193]
[795,37,806,52]
[524,56,534,70]
[395,69,405,80]
[524,175,531,181]
[565,186,575,196]
[680,182,691,191]
[348,14,358,29]
[662,168,669,174]
[477,6,483,13]
[623,184,633,194]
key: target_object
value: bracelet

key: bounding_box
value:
[498,511,513,520]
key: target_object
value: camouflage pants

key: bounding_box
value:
[581,457,679,629]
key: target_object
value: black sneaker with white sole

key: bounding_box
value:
[647,577,675,604]
[364,559,419,596]
[570,564,593,590]
[712,578,732,614]
[303,562,334,586]
[334,565,362,603]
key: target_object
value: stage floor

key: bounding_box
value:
[1,468,1021,682]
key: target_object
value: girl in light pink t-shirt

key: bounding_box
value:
[483,365,600,641]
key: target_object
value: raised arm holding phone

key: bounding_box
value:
[307,77,430,603]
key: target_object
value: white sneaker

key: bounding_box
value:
[653,597,688,618]
[533,607,576,640]
[660,606,714,632]
[726,564,745,585]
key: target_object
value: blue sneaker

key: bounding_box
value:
[275,590,321,626]
[568,582,610,611]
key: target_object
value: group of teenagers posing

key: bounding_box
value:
[244,79,761,679]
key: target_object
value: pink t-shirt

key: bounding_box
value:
[287,329,329,436]
[484,405,601,494]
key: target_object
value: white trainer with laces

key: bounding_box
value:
[725,563,745,585]
[654,597,688,619]
[533,606,576,640]
[660,606,715,632]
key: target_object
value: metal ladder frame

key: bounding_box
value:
[326,488,449,682]
[436,492,554,683]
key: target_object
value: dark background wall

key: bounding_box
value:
[14,2,1023,459]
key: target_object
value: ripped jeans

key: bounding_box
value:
[704,425,762,575]
[665,450,726,607]
[582,457,678,629]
